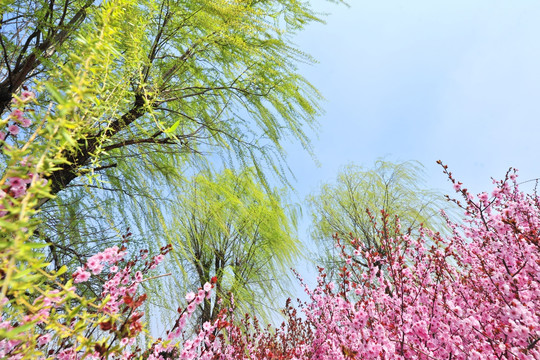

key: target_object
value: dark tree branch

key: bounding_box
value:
[0,35,13,85]
[0,0,94,113]
[40,92,149,207]
[102,136,177,152]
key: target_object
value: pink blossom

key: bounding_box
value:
[121,273,130,285]
[202,322,213,331]
[153,254,165,264]
[91,264,103,275]
[20,118,31,128]
[187,302,197,314]
[10,109,23,121]
[10,186,26,198]
[19,156,32,167]
[10,167,540,360]
[8,177,24,188]
[20,91,35,101]
[86,257,100,271]
[57,348,76,360]
[8,124,19,135]
[197,289,205,300]
[73,268,91,283]
[37,333,52,347]
[185,292,195,302]
[478,192,489,203]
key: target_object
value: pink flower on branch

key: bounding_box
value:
[7,124,19,136]
[20,91,35,101]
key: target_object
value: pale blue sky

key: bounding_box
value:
[283,0,540,286]
[289,0,540,203]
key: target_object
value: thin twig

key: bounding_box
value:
[140,272,172,283]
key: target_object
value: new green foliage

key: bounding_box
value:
[307,160,451,275]
[0,0,333,339]
[152,167,301,325]
[1,0,323,196]
[0,0,325,263]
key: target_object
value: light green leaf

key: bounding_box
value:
[164,120,180,134]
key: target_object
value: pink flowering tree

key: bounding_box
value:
[253,164,539,359]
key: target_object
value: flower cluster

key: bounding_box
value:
[0,90,43,217]
[273,167,540,359]
[143,280,216,360]
[73,246,126,282]
[0,229,178,359]
[185,167,540,359]
[0,90,34,140]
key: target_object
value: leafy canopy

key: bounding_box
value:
[0,0,334,345]
[151,167,301,325]
[307,160,452,274]
[0,0,327,266]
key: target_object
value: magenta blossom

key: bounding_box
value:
[20,118,31,128]
[7,124,19,136]
[10,109,23,121]
[20,91,35,101]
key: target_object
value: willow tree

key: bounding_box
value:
[307,160,451,276]
[145,167,301,325]
[0,0,329,268]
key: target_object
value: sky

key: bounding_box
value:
[282,0,540,286]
